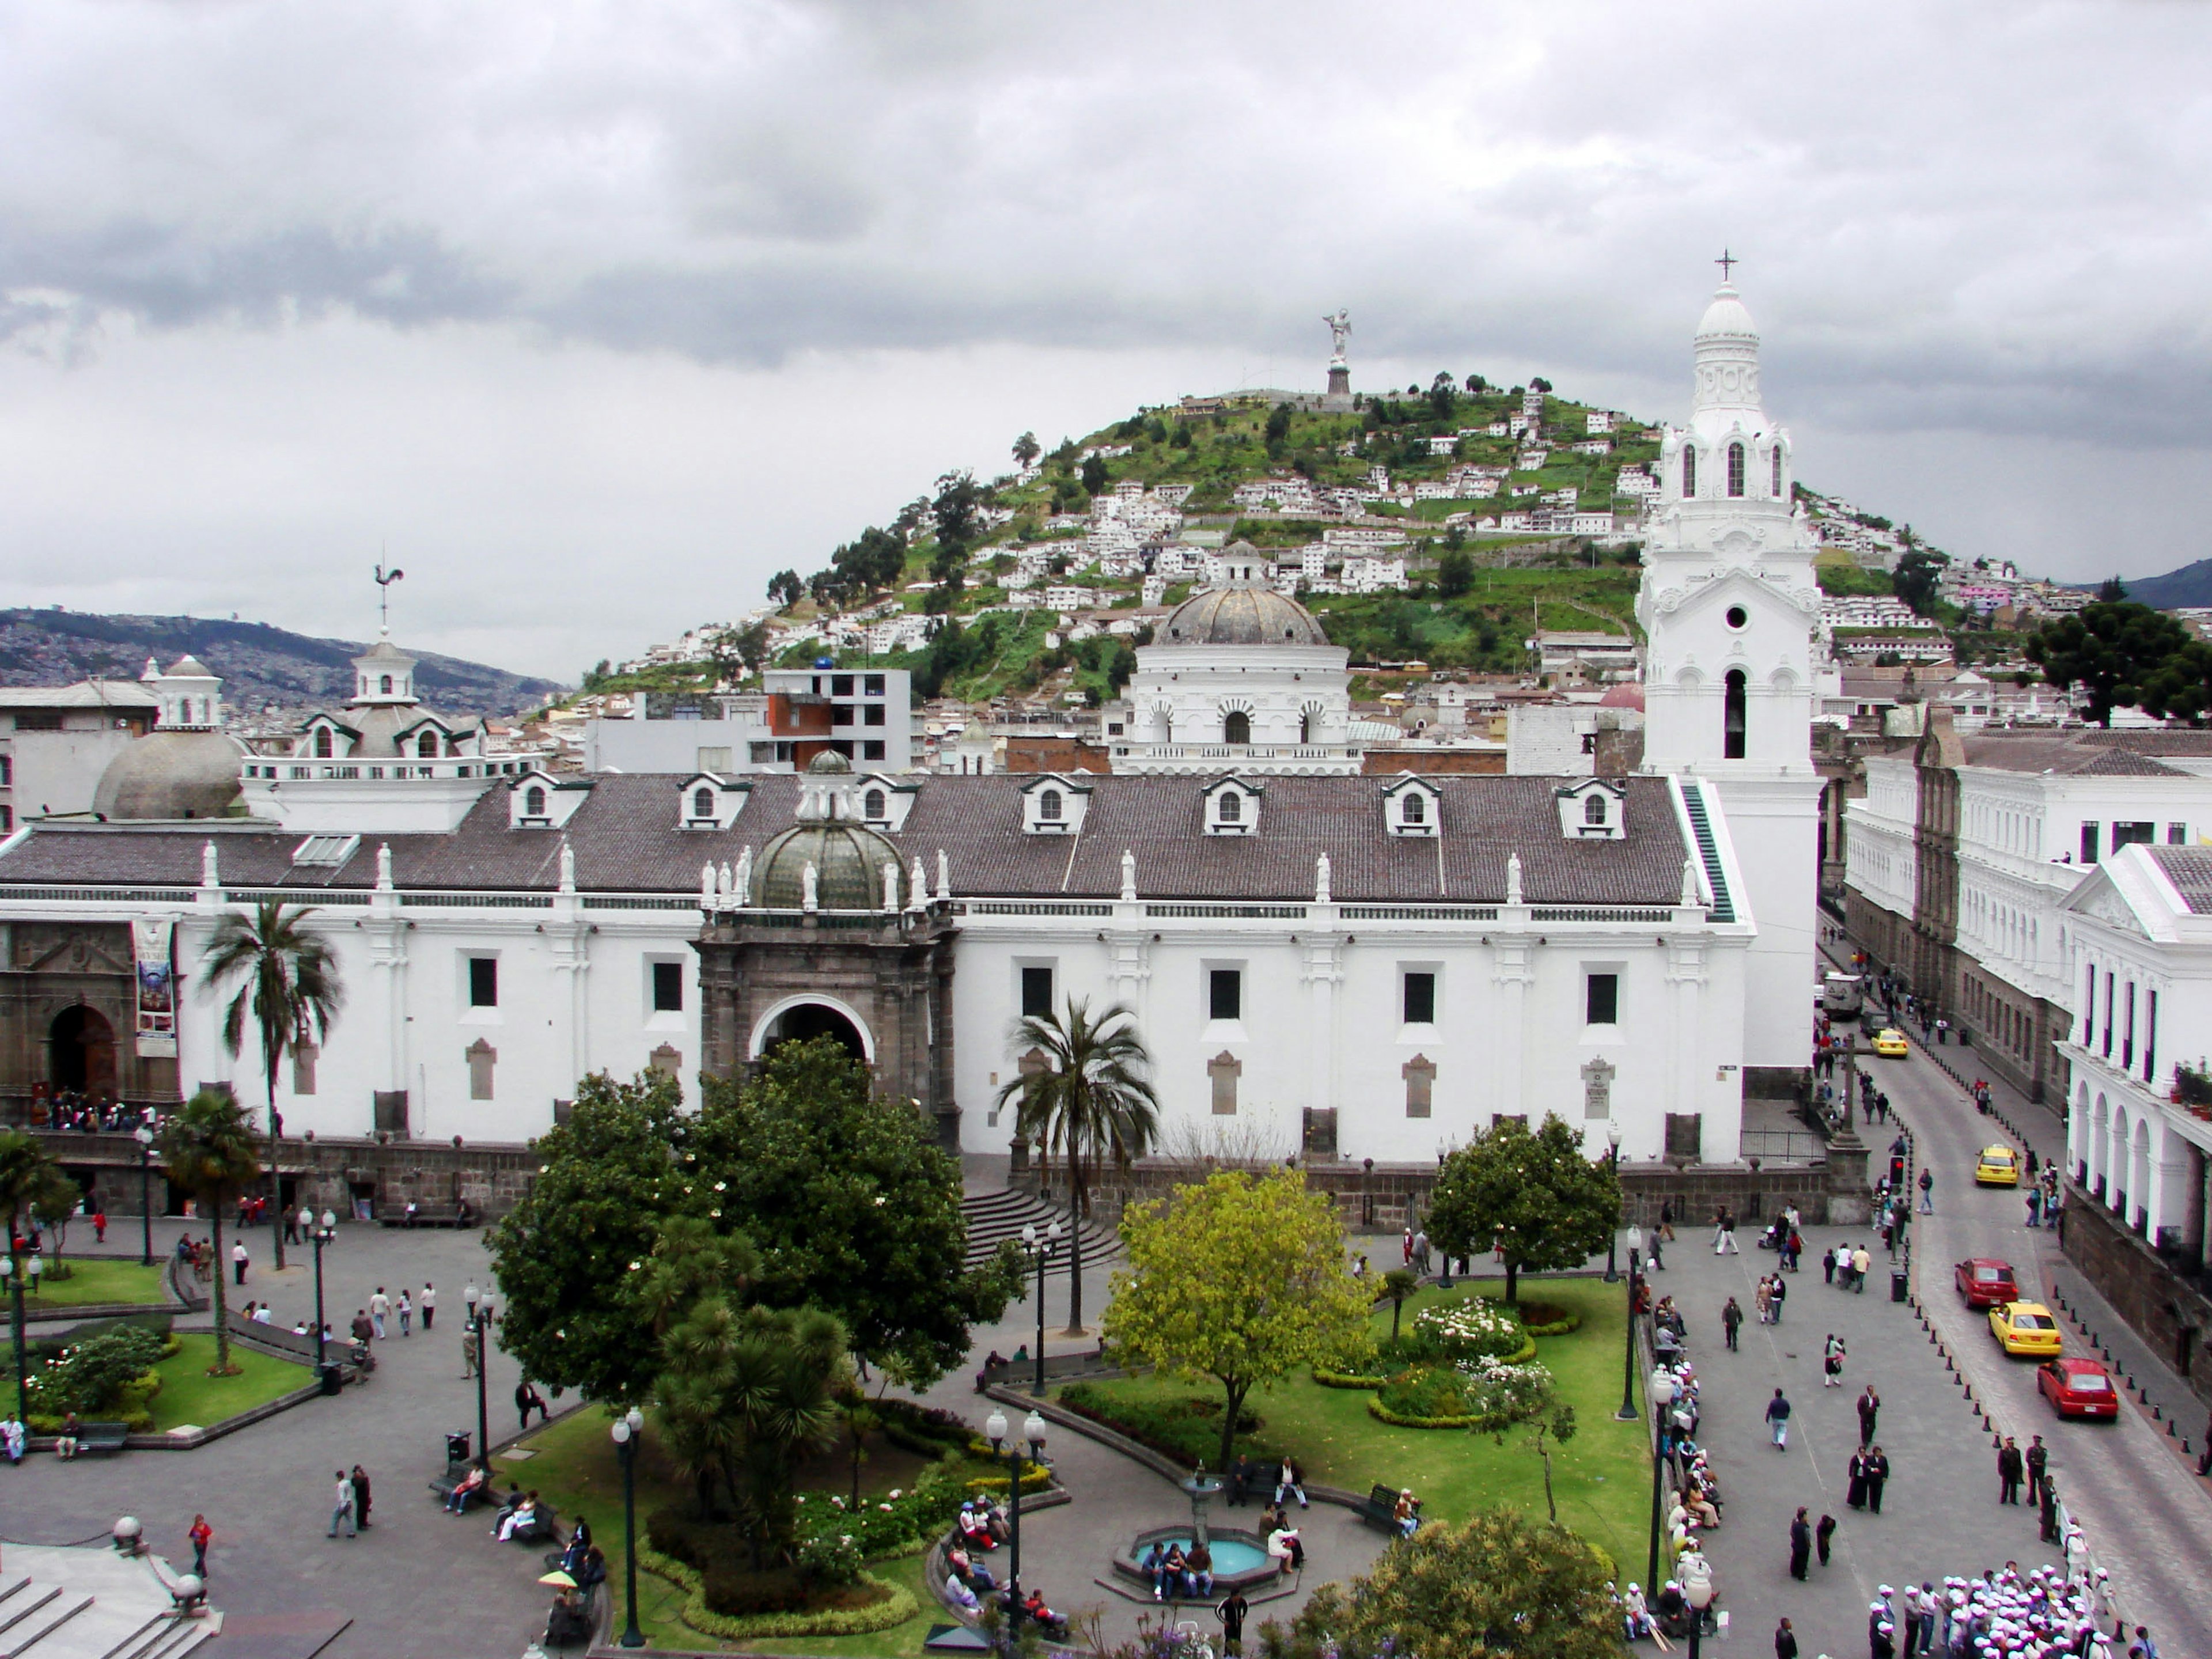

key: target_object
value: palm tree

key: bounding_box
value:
[994,997,1158,1336]
[158,1090,263,1374]
[201,899,343,1271]
[0,1129,57,1243]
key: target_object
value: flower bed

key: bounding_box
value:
[1369,1355,1557,1432]
[1057,1381,1283,1467]
[638,1544,916,1641]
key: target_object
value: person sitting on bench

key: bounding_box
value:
[494,1490,542,1541]
[444,1465,489,1512]
[1392,1490,1420,1537]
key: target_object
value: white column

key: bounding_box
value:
[1666,936,1711,1162]
[1491,935,1533,1124]
[1301,925,1343,1137]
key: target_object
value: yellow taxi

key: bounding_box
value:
[1988,1300,2063,1357]
[1975,1145,2021,1187]
[1872,1028,1910,1058]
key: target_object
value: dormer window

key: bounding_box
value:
[1021,774,1089,835]
[380,675,393,695]
[525,786,546,817]
[315,728,333,758]
[863,787,887,820]
[1584,794,1606,827]
[1203,779,1259,835]
[1556,778,1626,840]
[1384,776,1440,837]
[1217,792,1240,824]
[1404,794,1425,825]
[418,732,438,759]
[693,787,714,820]
[1039,789,1062,821]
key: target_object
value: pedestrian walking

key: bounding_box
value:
[1997,1437,2024,1504]
[350,1464,373,1529]
[328,1470,356,1539]
[231,1240,248,1286]
[370,1287,390,1339]
[1864,1444,1889,1513]
[1714,1207,1739,1255]
[1824,1243,1839,1285]
[2025,1435,2047,1506]
[1918,1167,1934,1213]
[187,1514,211,1578]
[283,1208,300,1245]
[1766,1387,1793,1450]
[92,1210,106,1244]
[1755,1278,1774,1325]
[1788,1506,1811,1580]
[1847,1447,1870,1509]
[1215,1589,1249,1656]
[1903,1589,1922,1655]
[1823,1332,1846,1387]
[1769,1272,1787,1325]
[2025,1187,2043,1229]
[516,1378,548,1430]
[462,1326,480,1378]
[1776,1616,1799,1659]
[1852,1244,1872,1291]
[421,1281,436,1331]
[1815,1512,1836,1566]
[1857,1384,1881,1446]
[1722,1296,1743,1351]
[397,1289,412,1336]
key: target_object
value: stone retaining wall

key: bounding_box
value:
[2059,1183,2212,1414]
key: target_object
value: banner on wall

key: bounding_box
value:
[133,918,177,1057]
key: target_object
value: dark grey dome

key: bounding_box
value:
[1162,578,1328,647]
[92,731,245,821]
[755,820,903,910]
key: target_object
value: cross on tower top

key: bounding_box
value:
[1715,248,1738,282]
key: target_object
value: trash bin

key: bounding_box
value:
[1890,1270,1908,1304]
[446,1429,472,1465]
[318,1363,343,1396]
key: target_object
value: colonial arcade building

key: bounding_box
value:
[0,280,1820,1188]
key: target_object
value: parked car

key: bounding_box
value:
[1954,1257,2020,1309]
[1988,1301,2063,1358]
[1872,1028,1910,1058]
[2037,1357,2119,1419]
[1974,1145,2021,1187]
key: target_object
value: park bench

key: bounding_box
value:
[498,1502,560,1546]
[377,1205,472,1229]
[77,1422,130,1457]
[1353,1484,1418,1536]
[429,1460,491,1510]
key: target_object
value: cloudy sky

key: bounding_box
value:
[0,1,2205,681]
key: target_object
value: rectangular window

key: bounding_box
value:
[652,961,684,1013]
[862,740,886,761]
[831,674,855,696]
[2123,982,2136,1069]
[2145,989,2158,1083]
[831,704,855,726]
[863,704,886,726]
[468,956,498,1007]
[1402,971,1437,1025]
[291,1042,317,1096]
[2113,822,2154,851]
[1209,968,1243,1022]
[0,806,10,834]
[2103,971,2114,1059]
[0,755,10,785]
[2081,823,2100,864]
[1021,966,1054,1018]
[863,674,886,697]
[2171,823,2190,845]
[1586,972,1620,1026]
[2083,964,2096,1048]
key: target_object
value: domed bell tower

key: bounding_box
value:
[1639,270,1823,1085]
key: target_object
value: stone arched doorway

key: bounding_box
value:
[753,998,870,1063]
[50,1005,117,1098]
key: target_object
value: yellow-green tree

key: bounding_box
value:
[1105,1168,1368,1473]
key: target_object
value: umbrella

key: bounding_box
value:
[537,1570,576,1589]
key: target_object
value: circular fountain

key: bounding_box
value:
[1110,1468,1281,1599]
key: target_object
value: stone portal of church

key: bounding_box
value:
[0,922,177,1113]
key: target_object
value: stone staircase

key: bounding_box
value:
[0,1551,219,1659]
[961,1188,1118,1278]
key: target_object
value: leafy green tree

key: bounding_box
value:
[0,1129,58,1245]
[158,1089,264,1374]
[30,1163,81,1274]
[487,1069,688,1405]
[201,899,343,1270]
[833,525,907,592]
[1425,1113,1618,1304]
[1381,1266,1419,1342]
[1437,547,1474,599]
[699,1037,1019,1388]
[2136,638,2212,725]
[997,997,1158,1335]
[1080,454,1109,497]
[766,570,804,608]
[2097,575,2130,603]
[1892,546,1948,615]
[1012,430,1041,468]
[930,470,984,593]
[1105,1168,1370,1472]
[1266,1509,1619,1659]
[2027,601,2192,726]
[1429,372,1457,421]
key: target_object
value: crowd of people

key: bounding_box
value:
[27,1090,160,1134]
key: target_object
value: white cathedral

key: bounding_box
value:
[0,281,1821,1169]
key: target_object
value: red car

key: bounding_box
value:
[2037,1357,2119,1419]
[1955,1258,2020,1309]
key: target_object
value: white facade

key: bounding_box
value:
[586,669,915,774]
[1638,281,1824,1071]
[0,681,158,828]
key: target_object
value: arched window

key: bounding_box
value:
[863,788,886,819]
[1584,793,1607,825]
[1771,445,1783,497]
[1224,711,1252,745]
[314,728,333,758]
[418,732,438,758]
[1218,791,1241,824]
[1039,789,1062,821]
[1681,446,1696,497]
[1726,442,1745,498]
[1724,669,1748,760]
[1299,711,1314,744]
[525,786,546,817]
[379,675,393,695]
[1403,793,1425,825]
[693,787,714,820]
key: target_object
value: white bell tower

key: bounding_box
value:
[1638,268,1823,1080]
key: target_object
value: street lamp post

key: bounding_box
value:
[464,1284,495,1472]
[1647,1369,1677,1591]
[2,1252,40,1421]
[1681,1552,1715,1659]
[1616,1228,1643,1421]
[985,1407,1047,1652]
[301,1209,336,1370]
[1019,1220,1062,1396]
[1604,1123,1623,1282]
[134,1126,155,1267]
[611,1405,646,1648]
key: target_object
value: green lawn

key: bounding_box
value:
[505,1406,953,1656]
[1068,1277,1649,1575]
[20,1258,169,1309]
[147,1334,308,1431]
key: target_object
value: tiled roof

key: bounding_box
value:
[2147,846,2212,915]
[1960,733,2192,775]
[0,773,1692,907]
